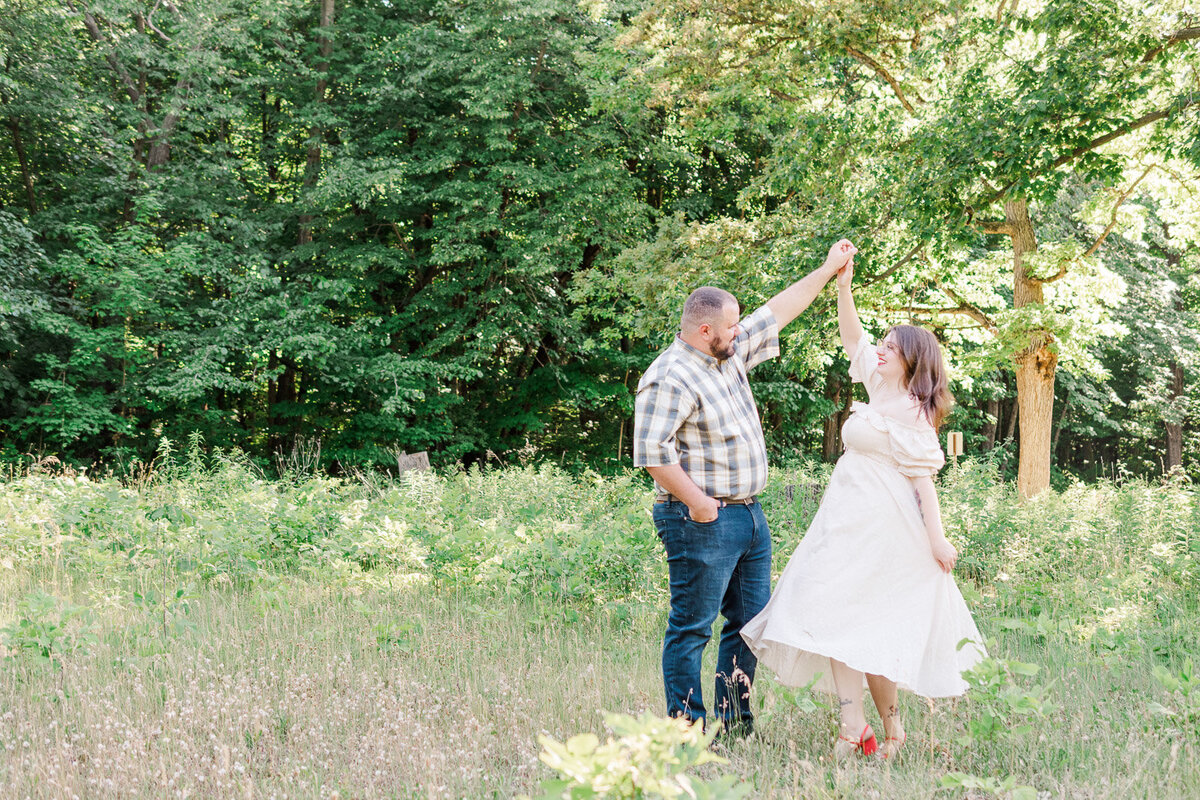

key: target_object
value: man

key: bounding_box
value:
[633,238,857,734]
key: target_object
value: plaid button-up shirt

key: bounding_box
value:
[633,305,780,499]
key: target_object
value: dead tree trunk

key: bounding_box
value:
[1004,396,1018,442]
[821,376,854,462]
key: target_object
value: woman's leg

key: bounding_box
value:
[866,673,905,754]
[829,658,868,736]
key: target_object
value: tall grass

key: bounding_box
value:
[1,454,1197,797]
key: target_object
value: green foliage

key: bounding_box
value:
[939,772,1037,800]
[373,618,424,655]
[1,0,1198,483]
[528,712,751,800]
[958,652,1056,744]
[131,584,199,638]
[0,452,663,614]
[609,0,1200,485]
[0,0,665,469]
[0,591,98,669]
[1149,658,1200,730]
[765,672,828,715]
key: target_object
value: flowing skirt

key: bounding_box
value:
[741,451,985,697]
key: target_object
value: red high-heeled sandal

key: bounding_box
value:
[880,731,905,760]
[834,724,878,758]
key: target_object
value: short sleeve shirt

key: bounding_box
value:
[632,305,780,498]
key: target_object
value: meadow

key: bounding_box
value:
[1,444,1198,799]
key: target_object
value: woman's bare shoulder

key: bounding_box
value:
[872,394,932,428]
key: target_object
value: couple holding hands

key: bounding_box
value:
[632,239,984,758]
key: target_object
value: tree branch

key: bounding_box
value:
[885,305,996,328]
[1045,102,1196,173]
[861,241,925,288]
[67,0,141,103]
[143,0,172,42]
[975,218,1013,235]
[1024,163,1158,284]
[844,46,916,114]
[1081,164,1155,260]
[933,279,999,334]
[1156,162,1199,200]
[1142,26,1200,63]
[977,98,1200,208]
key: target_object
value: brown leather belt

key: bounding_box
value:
[655,494,757,505]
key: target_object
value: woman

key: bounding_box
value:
[740,258,985,759]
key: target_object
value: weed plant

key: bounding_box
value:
[0,451,1197,797]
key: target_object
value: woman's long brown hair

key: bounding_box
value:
[887,324,953,429]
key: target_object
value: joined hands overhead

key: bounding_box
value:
[824,238,857,277]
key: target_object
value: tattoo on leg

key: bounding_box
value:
[839,697,853,708]
[888,704,899,718]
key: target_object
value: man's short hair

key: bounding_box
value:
[681,286,737,332]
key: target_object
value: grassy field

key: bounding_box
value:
[1,452,1198,798]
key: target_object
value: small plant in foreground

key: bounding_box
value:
[939,772,1036,800]
[958,647,1056,745]
[132,584,198,637]
[1149,657,1200,729]
[526,712,751,800]
[770,672,827,714]
[0,591,98,669]
[374,618,423,654]
[943,650,1050,800]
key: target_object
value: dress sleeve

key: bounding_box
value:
[733,305,780,370]
[888,423,946,478]
[847,337,885,400]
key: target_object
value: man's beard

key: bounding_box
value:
[710,340,736,360]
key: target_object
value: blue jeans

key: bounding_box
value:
[651,500,772,729]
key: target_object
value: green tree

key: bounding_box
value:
[0,0,671,469]
[613,0,1200,494]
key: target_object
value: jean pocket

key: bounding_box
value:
[685,509,722,527]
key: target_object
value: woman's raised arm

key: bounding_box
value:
[837,259,867,359]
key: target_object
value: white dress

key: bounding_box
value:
[741,338,985,697]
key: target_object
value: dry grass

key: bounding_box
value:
[3,574,1199,799]
[2,463,1199,798]
[0,578,666,799]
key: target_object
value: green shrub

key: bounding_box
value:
[0,591,98,669]
[527,712,751,800]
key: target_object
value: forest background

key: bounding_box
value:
[4,3,1200,798]
[2,0,1199,495]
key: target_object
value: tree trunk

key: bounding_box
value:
[1003,397,1018,442]
[981,397,1000,449]
[821,381,853,462]
[821,387,841,462]
[5,118,38,213]
[298,0,334,245]
[267,348,280,411]
[1008,199,1056,498]
[1051,387,1070,460]
[1166,361,1184,473]
[147,110,182,168]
